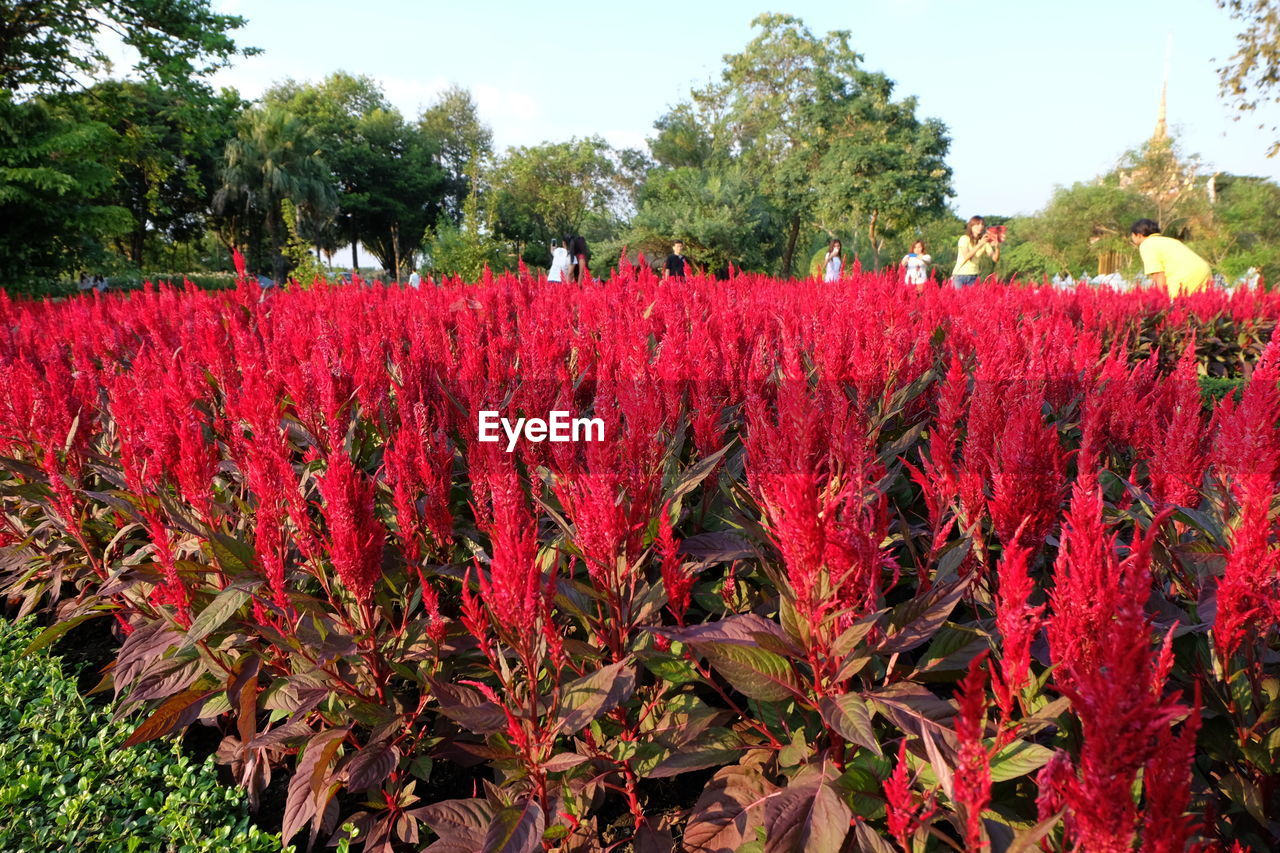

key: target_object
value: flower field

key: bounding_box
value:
[1,268,1279,852]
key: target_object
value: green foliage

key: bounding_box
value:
[490,136,622,263]
[688,14,953,275]
[626,165,778,276]
[74,80,244,267]
[0,94,133,292]
[425,161,506,280]
[1004,182,1150,278]
[1200,374,1245,405]
[1216,0,1280,157]
[0,618,284,852]
[0,0,254,94]
[999,134,1280,283]
[214,105,336,283]
[280,199,327,287]
[418,85,494,225]
[265,72,445,279]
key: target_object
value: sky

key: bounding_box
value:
[196,0,1279,217]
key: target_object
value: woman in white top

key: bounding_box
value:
[823,239,843,282]
[901,240,932,287]
[548,238,571,282]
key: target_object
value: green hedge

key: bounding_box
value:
[1199,374,1245,406]
[0,618,285,853]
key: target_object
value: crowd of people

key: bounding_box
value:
[538,214,1224,297]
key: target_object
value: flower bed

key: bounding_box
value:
[1,269,1278,851]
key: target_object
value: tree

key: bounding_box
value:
[0,0,254,93]
[75,80,243,266]
[0,94,132,290]
[425,159,505,281]
[684,14,952,276]
[649,104,714,170]
[214,106,336,283]
[266,73,444,277]
[1216,0,1280,156]
[626,166,777,276]
[1197,174,1280,282]
[1001,184,1149,278]
[489,137,621,262]
[418,86,493,224]
[812,80,952,268]
[1114,135,1207,236]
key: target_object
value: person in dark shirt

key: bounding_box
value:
[567,234,590,282]
[664,240,691,279]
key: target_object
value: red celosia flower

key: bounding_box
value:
[656,501,693,624]
[1144,340,1208,507]
[316,449,385,604]
[1047,474,1185,852]
[986,392,1065,552]
[883,740,936,851]
[953,653,992,850]
[993,536,1043,717]
[1140,696,1201,853]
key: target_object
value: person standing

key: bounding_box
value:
[548,238,571,283]
[664,240,692,279]
[822,239,843,282]
[1128,219,1211,297]
[407,270,422,288]
[567,234,590,282]
[951,216,999,287]
[901,240,932,287]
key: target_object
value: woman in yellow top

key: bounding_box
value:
[951,216,999,288]
[1129,219,1211,297]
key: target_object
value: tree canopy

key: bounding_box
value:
[0,0,254,93]
[1217,0,1280,157]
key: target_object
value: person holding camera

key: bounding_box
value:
[951,216,1000,287]
[548,238,572,283]
[822,239,844,282]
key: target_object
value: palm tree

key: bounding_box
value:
[214,106,336,283]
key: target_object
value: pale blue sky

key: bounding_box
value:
[204,0,1280,216]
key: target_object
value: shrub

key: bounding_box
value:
[0,618,285,853]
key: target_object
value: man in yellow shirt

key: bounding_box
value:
[1129,219,1212,297]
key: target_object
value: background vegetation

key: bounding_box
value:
[2,4,1278,293]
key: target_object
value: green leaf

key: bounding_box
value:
[181,584,252,649]
[696,641,800,702]
[208,533,259,576]
[24,611,105,656]
[817,694,882,756]
[988,739,1054,783]
[667,444,732,502]
[1005,811,1064,853]
[877,577,971,654]
[482,798,544,853]
[763,781,851,853]
[122,687,213,748]
[555,659,636,733]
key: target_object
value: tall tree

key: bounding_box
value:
[0,0,254,93]
[688,14,952,275]
[489,137,620,260]
[0,95,131,289]
[214,106,336,283]
[627,165,777,276]
[266,73,444,277]
[76,80,243,266]
[418,86,493,224]
[1216,0,1280,156]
